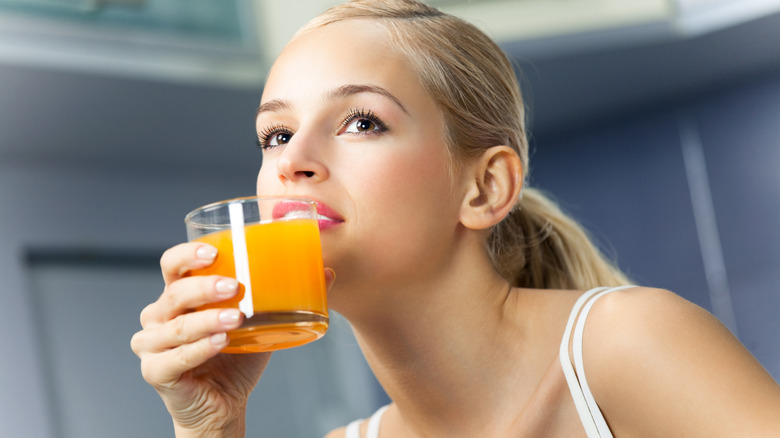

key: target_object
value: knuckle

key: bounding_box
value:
[139,359,157,384]
[164,289,182,312]
[130,331,143,355]
[159,247,175,271]
[162,282,189,312]
[139,303,156,327]
[140,359,169,388]
[160,243,190,276]
[174,346,196,370]
[169,315,189,344]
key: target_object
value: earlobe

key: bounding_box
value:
[459,146,523,230]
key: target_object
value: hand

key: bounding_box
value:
[131,242,270,437]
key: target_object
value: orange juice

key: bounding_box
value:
[191,218,328,353]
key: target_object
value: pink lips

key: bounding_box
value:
[271,199,344,231]
[313,201,344,231]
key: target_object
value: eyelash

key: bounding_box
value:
[255,108,389,150]
[340,108,389,134]
[256,123,293,150]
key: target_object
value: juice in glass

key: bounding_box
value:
[186,198,328,353]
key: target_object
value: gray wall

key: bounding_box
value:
[530,75,780,378]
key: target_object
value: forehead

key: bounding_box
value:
[262,19,423,103]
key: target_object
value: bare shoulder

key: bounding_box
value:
[583,286,710,343]
[582,287,780,437]
[324,426,346,438]
[583,286,739,361]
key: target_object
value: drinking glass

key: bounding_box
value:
[185,196,328,353]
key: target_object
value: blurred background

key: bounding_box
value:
[1,0,779,436]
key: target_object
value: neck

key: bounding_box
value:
[341,248,535,436]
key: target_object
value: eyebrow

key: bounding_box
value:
[255,99,290,116]
[256,83,408,117]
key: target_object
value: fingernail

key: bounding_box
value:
[215,279,239,296]
[210,332,227,346]
[219,309,241,325]
[197,245,217,260]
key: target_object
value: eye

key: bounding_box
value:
[344,118,377,133]
[267,131,292,147]
[340,109,388,136]
[257,124,293,150]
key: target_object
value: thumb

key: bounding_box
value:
[324,267,337,291]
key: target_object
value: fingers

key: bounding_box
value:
[162,276,240,325]
[160,242,218,285]
[141,275,239,328]
[136,329,232,389]
[132,307,242,355]
[132,308,242,388]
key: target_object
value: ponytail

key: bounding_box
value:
[489,188,631,290]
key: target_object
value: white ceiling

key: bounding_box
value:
[1,0,779,88]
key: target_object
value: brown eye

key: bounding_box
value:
[344,118,378,134]
[272,132,292,145]
[258,126,293,149]
[341,109,388,136]
[354,119,376,132]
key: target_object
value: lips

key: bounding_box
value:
[271,198,344,231]
[272,200,313,220]
[313,201,344,231]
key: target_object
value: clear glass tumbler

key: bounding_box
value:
[185,196,328,353]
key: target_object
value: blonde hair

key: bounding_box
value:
[294,0,631,290]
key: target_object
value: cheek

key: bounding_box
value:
[345,148,460,280]
[356,145,456,231]
[255,163,276,195]
[397,148,452,201]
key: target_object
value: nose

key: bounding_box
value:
[275,135,329,184]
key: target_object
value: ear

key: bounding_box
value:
[459,146,523,230]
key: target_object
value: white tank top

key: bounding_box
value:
[559,285,634,437]
[345,404,389,438]
[344,286,633,438]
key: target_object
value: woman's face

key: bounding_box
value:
[255,20,465,302]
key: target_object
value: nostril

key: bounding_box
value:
[301,171,315,178]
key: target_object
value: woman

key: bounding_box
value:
[130,1,780,436]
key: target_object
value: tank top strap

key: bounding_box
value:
[345,418,362,438]
[559,285,635,437]
[344,405,390,438]
[366,405,390,438]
